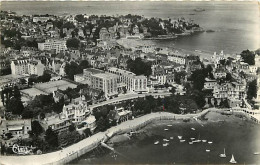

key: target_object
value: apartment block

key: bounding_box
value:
[91,73,118,98]
[107,67,147,92]
[11,59,45,76]
[38,39,67,54]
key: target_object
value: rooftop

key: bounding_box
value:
[83,68,105,74]
[93,73,118,79]
[108,67,135,76]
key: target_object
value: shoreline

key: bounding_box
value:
[0,108,257,165]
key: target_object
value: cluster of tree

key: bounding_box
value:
[247,79,257,101]
[132,95,200,115]
[22,94,64,119]
[126,58,152,77]
[29,120,44,137]
[64,60,90,80]
[133,96,163,116]
[189,65,213,91]
[58,124,82,147]
[240,49,255,65]
[93,105,115,132]
[25,39,38,48]
[3,29,22,38]
[66,38,80,49]
[75,14,88,23]
[28,71,51,86]
[1,86,24,115]
[219,58,233,66]
[0,67,11,76]
[174,71,186,84]
[1,35,38,50]
[45,127,59,149]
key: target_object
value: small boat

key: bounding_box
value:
[154,141,159,145]
[230,154,237,164]
[206,149,210,152]
[189,142,193,144]
[190,138,195,140]
[202,140,207,143]
[191,128,196,131]
[167,125,172,127]
[178,136,182,140]
[163,143,169,147]
[164,129,169,131]
[208,141,213,144]
[170,137,174,140]
[180,140,186,142]
[193,139,201,143]
[219,148,226,158]
[254,152,260,155]
[163,139,169,142]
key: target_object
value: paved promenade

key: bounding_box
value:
[0,110,209,165]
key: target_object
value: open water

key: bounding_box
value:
[73,118,260,164]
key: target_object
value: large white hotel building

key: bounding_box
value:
[38,39,67,54]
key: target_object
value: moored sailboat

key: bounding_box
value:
[219,148,226,158]
[229,154,237,164]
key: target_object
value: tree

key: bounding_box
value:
[13,86,21,99]
[95,117,109,132]
[225,73,232,82]
[20,78,27,85]
[45,127,58,148]
[38,71,51,83]
[122,86,127,94]
[58,131,81,147]
[66,38,80,49]
[69,123,76,132]
[240,49,255,65]
[83,128,92,137]
[189,69,207,91]
[247,79,257,100]
[126,58,152,77]
[220,99,229,108]
[79,60,90,70]
[31,121,43,137]
[64,61,82,80]
[22,110,33,119]
[6,97,24,115]
[170,86,176,95]
[174,71,186,84]
[75,15,85,22]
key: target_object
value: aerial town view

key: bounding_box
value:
[0,1,259,165]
